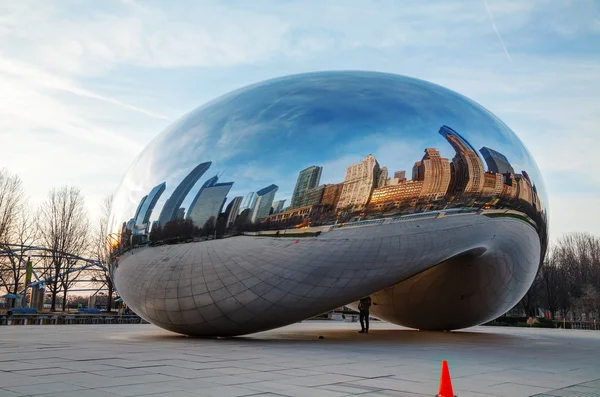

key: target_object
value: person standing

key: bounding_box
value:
[358,296,372,333]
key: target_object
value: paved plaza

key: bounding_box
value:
[1,321,599,397]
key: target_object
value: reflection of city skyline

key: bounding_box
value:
[157,161,211,227]
[262,124,543,229]
[123,124,543,243]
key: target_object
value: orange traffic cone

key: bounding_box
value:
[436,360,456,397]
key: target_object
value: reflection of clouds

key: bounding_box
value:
[375,139,424,176]
[110,71,547,234]
[213,115,286,163]
[320,154,362,185]
[342,131,427,176]
[225,162,293,206]
[230,161,282,182]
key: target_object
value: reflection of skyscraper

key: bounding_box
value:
[369,181,424,208]
[251,184,278,222]
[412,148,451,200]
[532,185,542,212]
[501,174,518,199]
[377,167,388,188]
[321,183,344,207]
[157,162,211,226]
[305,185,326,206]
[188,176,218,216]
[126,218,136,232]
[176,208,186,220]
[479,147,515,175]
[516,174,533,205]
[337,154,380,210]
[224,196,243,227]
[187,175,233,228]
[271,199,286,214]
[439,126,484,194]
[482,172,504,197]
[133,195,147,223]
[239,192,257,214]
[291,166,322,208]
[135,182,166,227]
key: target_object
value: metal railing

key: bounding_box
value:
[0,314,148,326]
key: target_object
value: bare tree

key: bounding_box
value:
[554,233,600,318]
[572,284,600,321]
[38,186,89,311]
[0,169,24,243]
[0,206,38,306]
[538,253,566,319]
[90,194,115,311]
[0,169,27,307]
[515,232,600,321]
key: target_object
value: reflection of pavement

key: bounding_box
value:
[1,322,599,396]
[114,214,540,336]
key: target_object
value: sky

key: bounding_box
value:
[109,71,547,236]
[1,0,599,242]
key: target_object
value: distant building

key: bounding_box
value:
[387,170,407,186]
[291,166,322,208]
[412,148,451,201]
[532,185,542,212]
[501,174,518,199]
[337,154,380,211]
[133,195,147,224]
[321,183,344,208]
[157,162,211,226]
[271,199,286,215]
[176,208,186,220]
[377,166,388,188]
[439,126,484,195]
[126,218,136,232]
[305,185,326,206]
[224,196,243,227]
[482,172,504,197]
[135,182,166,227]
[480,147,515,175]
[516,174,533,205]
[187,175,233,228]
[369,181,424,210]
[394,170,406,180]
[264,204,321,225]
[239,192,257,214]
[251,184,279,222]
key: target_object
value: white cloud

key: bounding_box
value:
[0,0,598,241]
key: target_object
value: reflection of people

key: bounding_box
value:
[358,296,372,333]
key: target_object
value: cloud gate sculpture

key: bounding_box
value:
[108,71,548,336]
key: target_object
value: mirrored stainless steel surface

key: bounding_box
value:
[108,71,548,336]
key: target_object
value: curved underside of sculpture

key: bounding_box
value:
[113,212,540,336]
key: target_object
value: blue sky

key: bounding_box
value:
[109,71,547,235]
[1,0,599,240]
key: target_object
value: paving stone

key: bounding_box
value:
[0,322,599,397]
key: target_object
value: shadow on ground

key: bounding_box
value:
[122,321,532,348]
